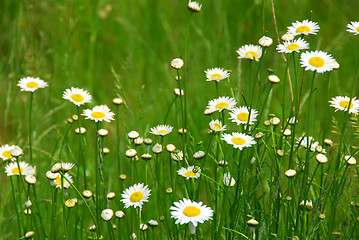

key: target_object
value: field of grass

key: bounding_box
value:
[0,0,358,239]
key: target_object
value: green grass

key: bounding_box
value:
[0,0,358,239]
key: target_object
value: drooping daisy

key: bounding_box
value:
[287,19,320,36]
[276,38,309,53]
[17,77,48,92]
[300,50,336,73]
[207,96,236,112]
[177,166,201,180]
[204,68,230,82]
[229,106,258,125]
[187,0,201,12]
[208,119,227,132]
[236,44,262,61]
[221,132,256,150]
[150,125,173,136]
[329,96,359,114]
[170,198,213,227]
[0,144,17,161]
[82,105,115,122]
[51,173,74,189]
[5,161,31,176]
[63,87,92,106]
[346,21,359,35]
[121,183,151,209]
[223,172,236,187]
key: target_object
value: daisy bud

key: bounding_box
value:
[171,151,183,161]
[174,88,184,96]
[283,129,291,136]
[82,190,93,199]
[285,169,297,178]
[223,173,236,187]
[319,213,326,220]
[305,200,313,211]
[193,150,205,159]
[148,219,159,227]
[46,171,59,180]
[119,174,127,180]
[10,146,23,157]
[24,231,35,239]
[25,175,37,185]
[134,137,144,145]
[178,128,187,134]
[345,155,356,165]
[125,149,137,158]
[89,225,96,231]
[75,127,86,135]
[25,200,32,208]
[72,114,79,121]
[131,233,137,240]
[277,150,284,157]
[170,58,184,69]
[140,223,148,231]
[141,153,152,160]
[255,132,264,139]
[115,210,125,219]
[264,120,271,126]
[281,33,294,41]
[187,0,202,12]
[258,36,273,47]
[65,199,76,208]
[98,129,109,137]
[166,188,173,194]
[51,163,62,173]
[67,118,74,124]
[288,117,297,125]
[218,160,229,167]
[143,138,153,145]
[316,154,328,164]
[101,209,114,221]
[112,98,123,105]
[315,145,323,153]
[107,192,116,199]
[127,131,140,139]
[270,117,281,126]
[103,147,110,154]
[166,144,176,153]
[324,138,333,146]
[152,143,162,154]
[204,108,215,115]
[24,209,32,215]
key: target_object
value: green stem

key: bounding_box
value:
[29,92,33,164]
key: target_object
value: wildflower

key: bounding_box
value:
[170,198,213,227]
[247,218,259,229]
[270,117,280,125]
[46,171,59,180]
[152,143,163,154]
[187,0,202,12]
[193,150,205,159]
[51,173,74,189]
[283,129,291,136]
[98,129,109,137]
[177,166,201,179]
[171,58,184,69]
[285,169,297,178]
[324,138,333,146]
[236,44,262,61]
[63,87,92,106]
[221,132,256,150]
[346,21,359,35]
[229,106,258,125]
[75,127,87,134]
[51,163,62,173]
[204,108,215,115]
[148,219,159,227]
[329,96,359,114]
[344,155,356,165]
[300,50,336,73]
[166,144,176,153]
[115,210,125,219]
[171,151,184,161]
[140,223,148,231]
[112,97,123,105]
[5,161,31,176]
[25,175,37,185]
[150,125,173,136]
[255,132,264,139]
[0,144,17,161]
[223,172,236,187]
[121,183,151,209]
[134,137,144,145]
[166,188,173,194]
[141,153,152,160]
[287,19,320,36]
[103,147,110,154]
[107,192,116,199]
[125,149,137,158]
[268,75,280,83]
[24,231,35,239]
[258,36,273,47]
[207,96,236,112]
[178,128,187,134]
[218,160,229,167]
[281,33,294,41]
[276,38,309,53]
[18,77,48,92]
[10,146,23,158]
[174,88,184,96]
[144,138,153,145]
[65,199,77,208]
[208,119,227,132]
[288,117,297,125]
[204,68,230,82]
[316,154,328,164]
[101,209,114,221]
[82,105,115,122]
[127,131,140,139]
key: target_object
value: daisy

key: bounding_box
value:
[63,87,92,106]
[236,44,262,61]
[221,132,256,150]
[276,38,309,53]
[5,161,31,176]
[229,106,258,125]
[208,119,227,132]
[204,68,230,82]
[187,0,201,12]
[150,125,173,136]
[223,172,236,187]
[51,172,74,189]
[207,96,236,112]
[346,21,359,35]
[170,198,213,227]
[82,105,115,122]
[329,96,359,114]
[287,19,320,36]
[17,77,48,92]
[0,144,17,161]
[300,50,336,73]
[177,166,201,180]
[121,183,151,209]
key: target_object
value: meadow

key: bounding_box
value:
[0,0,358,239]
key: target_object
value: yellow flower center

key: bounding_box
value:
[55,176,65,186]
[184,171,196,178]
[213,123,221,130]
[296,26,311,33]
[245,51,258,59]
[130,191,144,202]
[308,57,325,68]
[237,112,249,122]
[11,167,24,174]
[231,137,246,146]
[71,94,85,102]
[183,206,201,217]
[210,73,223,80]
[286,43,300,51]
[2,150,12,158]
[158,130,167,135]
[356,26,359,32]
[26,82,39,88]
[91,112,106,119]
[339,100,353,109]
[215,102,229,109]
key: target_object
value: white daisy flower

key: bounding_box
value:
[17,77,48,92]
[0,144,17,161]
[193,150,205,159]
[207,96,236,112]
[187,0,201,12]
[208,119,227,132]
[121,183,151,209]
[5,161,31,176]
[51,172,74,189]
[236,44,262,61]
[346,21,359,35]
[149,125,173,136]
[229,106,258,125]
[177,166,201,180]
[300,50,336,73]
[276,38,309,53]
[170,198,213,227]
[204,68,230,82]
[82,105,115,122]
[63,87,92,106]
[171,58,184,69]
[171,151,184,161]
[221,132,256,150]
[61,162,75,172]
[329,96,359,114]
[223,172,236,187]
[287,19,320,36]
[152,143,163,154]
